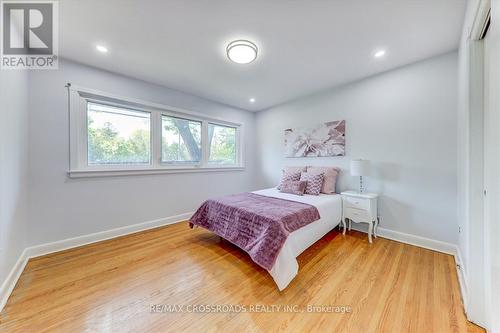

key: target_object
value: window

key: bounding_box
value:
[88,103,151,165]
[68,86,243,177]
[208,123,237,165]
[162,116,201,164]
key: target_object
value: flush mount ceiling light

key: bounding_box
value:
[373,49,386,58]
[226,40,258,64]
[96,45,108,53]
[249,98,256,103]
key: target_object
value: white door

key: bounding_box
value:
[482,17,493,332]
[483,5,500,331]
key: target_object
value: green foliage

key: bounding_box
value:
[88,113,236,166]
[88,119,150,164]
[209,126,236,164]
[162,139,193,162]
[162,117,201,162]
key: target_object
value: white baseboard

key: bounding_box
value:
[0,212,192,313]
[0,249,29,312]
[348,223,468,311]
[349,224,457,254]
[24,212,193,258]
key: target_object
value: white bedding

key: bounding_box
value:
[252,188,343,290]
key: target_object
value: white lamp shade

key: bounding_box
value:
[350,159,370,176]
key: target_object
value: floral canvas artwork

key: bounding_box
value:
[284,120,345,157]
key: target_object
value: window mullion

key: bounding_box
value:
[151,112,161,168]
[236,126,241,167]
[201,121,209,167]
[76,96,89,170]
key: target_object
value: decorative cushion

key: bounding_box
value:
[306,166,340,194]
[282,166,307,174]
[279,180,307,196]
[277,171,301,190]
[300,172,324,195]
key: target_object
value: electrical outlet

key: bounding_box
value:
[459,226,461,233]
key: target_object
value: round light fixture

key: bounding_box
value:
[226,40,258,64]
[96,45,108,53]
[249,98,256,103]
[373,49,386,58]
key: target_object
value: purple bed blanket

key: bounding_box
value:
[189,192,320,270]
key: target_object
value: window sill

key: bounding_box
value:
[68,166,245,178]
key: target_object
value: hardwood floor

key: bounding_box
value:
[0,222,484,333]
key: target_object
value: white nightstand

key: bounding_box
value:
[341,191,379,243]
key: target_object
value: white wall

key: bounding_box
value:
[255,52,458,244]
[0,70,29,287]
[26,59,257,247]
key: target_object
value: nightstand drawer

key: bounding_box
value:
[344,207,371,222]
[343,196,370,210]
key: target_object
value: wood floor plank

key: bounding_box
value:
[0,222,484,333]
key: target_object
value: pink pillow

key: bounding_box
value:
[306,166,340,194]
[300,172,324,195]
[277,171,301,190]
[279,180,307,196]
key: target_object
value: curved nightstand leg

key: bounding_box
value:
[348,219,352,231]
[374,217,379,238]
[342,218,346,235]
[368,221,373,243]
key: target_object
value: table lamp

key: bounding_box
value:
[350,159,370,193]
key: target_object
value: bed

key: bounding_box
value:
[190,187,344,290]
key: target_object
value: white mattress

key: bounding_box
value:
[252,188,342,290]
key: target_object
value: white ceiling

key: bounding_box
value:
[59,0,466,111]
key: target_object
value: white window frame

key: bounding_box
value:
[160,114,203,166]
[68,85,244,178]
[206,122,240,166]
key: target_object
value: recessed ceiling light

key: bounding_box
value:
[249,98,256,103]
[374,49,386,58]
[96,45,108,53]
[227,40,258,64]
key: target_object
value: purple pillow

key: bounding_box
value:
[279,180,307,196]
[300,172,324,195]
[306,166,340,194]
[277,171,301,190]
